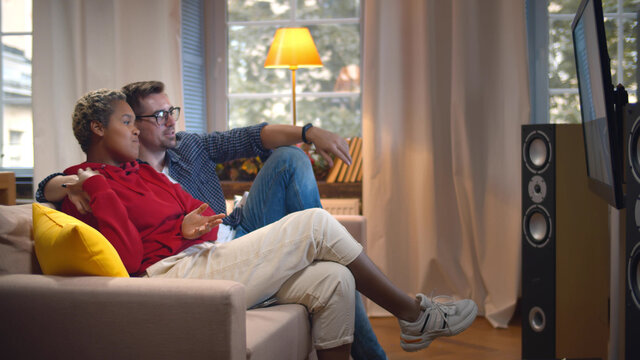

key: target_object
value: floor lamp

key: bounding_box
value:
[264,27,323,126]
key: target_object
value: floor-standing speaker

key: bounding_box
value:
[521,124,609,360]
[625,103,640,360]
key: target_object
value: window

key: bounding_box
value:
[0,0,32,175]
[529,0,638,124]
[186,0,361,137]
[8,129,21,145]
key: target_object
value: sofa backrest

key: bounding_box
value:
[0,204,41,274]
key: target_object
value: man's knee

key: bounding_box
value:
[269,146,311,169]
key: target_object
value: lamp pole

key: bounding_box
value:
[291,67,297,126]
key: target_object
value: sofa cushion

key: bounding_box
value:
[32,203,129,277]
[245,304,312,360]
[0,204,42,274]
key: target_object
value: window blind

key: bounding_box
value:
[181,0,206,133]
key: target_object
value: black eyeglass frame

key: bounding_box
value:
[135,106,181,126]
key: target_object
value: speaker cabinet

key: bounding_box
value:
[522,124,609,360]
[625,103,640,360]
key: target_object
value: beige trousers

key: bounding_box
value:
[145,208,363,349]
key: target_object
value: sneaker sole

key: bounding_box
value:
[400,302,478,352]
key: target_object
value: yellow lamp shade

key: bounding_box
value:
[264,27,323,69]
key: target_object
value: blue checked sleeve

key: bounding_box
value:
[201,122,272,163]
[35,172,66,204]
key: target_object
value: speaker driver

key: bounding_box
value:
[524,131,551,174]
[528,175,547,203]
[629,114,640,183]
[524,205,552,248]
[528,306,546,333]
[629,242,640,309]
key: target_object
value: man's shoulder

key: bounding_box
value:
[175,131,203,149]
[175,131,193,141]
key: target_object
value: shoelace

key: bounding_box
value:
[424,292,456,332]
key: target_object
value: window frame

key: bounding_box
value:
[204,0,362,132]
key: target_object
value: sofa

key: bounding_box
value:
[0,203,367,360]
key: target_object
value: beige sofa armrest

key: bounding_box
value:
[334,214,367,249]
[0,274,247,360]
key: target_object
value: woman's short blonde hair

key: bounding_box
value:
[72,89,126,153]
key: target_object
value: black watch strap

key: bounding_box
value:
[302,123,313,144]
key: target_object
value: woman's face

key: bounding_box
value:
[100,100,140,165]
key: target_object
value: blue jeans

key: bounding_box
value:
[234,146,386,360]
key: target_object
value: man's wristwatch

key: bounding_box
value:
[302,123,313,144]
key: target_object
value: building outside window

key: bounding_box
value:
[0,0,32,175]
[8,129,21,145]
[546,0,638,124]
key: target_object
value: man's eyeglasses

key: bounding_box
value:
[136,106,181,126]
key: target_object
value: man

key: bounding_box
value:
[38,81,387,359]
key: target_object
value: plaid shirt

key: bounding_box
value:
[37,123,271,227]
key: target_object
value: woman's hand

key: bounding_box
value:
[182,203,226,240]
[66,168,101,214]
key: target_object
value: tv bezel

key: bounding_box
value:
[572,0,625,209]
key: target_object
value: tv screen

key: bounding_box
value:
[572,0,624,209]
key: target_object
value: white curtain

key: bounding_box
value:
[32,0,184,187]
[362,0,529,328]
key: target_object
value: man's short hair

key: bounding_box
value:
[72,89,126,153]
[121,81,165,114]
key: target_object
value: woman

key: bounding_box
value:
[61,89,478,359]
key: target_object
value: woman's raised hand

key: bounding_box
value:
[182,203,226,240]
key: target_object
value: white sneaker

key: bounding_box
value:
[398,293,478,352]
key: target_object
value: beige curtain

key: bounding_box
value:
[362,0,529,328]
[32,0,184,187]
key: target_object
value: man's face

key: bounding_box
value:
[134,93,178,152]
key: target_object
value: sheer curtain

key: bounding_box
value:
[362,0,529,328]
[32,0,184,187]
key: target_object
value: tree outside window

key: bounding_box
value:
[549,0,638,123]
[227,0,361,137]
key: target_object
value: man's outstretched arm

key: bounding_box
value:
[260,124,352,168]
[37,174,92,214]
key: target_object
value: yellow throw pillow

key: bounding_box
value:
[32,203,129,277]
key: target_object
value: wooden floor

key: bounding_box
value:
[369,316,521,360]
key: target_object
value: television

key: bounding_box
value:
[572,0,625,209]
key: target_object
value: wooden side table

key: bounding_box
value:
[0,172,16,205]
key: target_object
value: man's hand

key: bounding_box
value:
[304,126,352,168]
[182,203,226,240]
[67,168,101,214]
[260,124,352,167]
